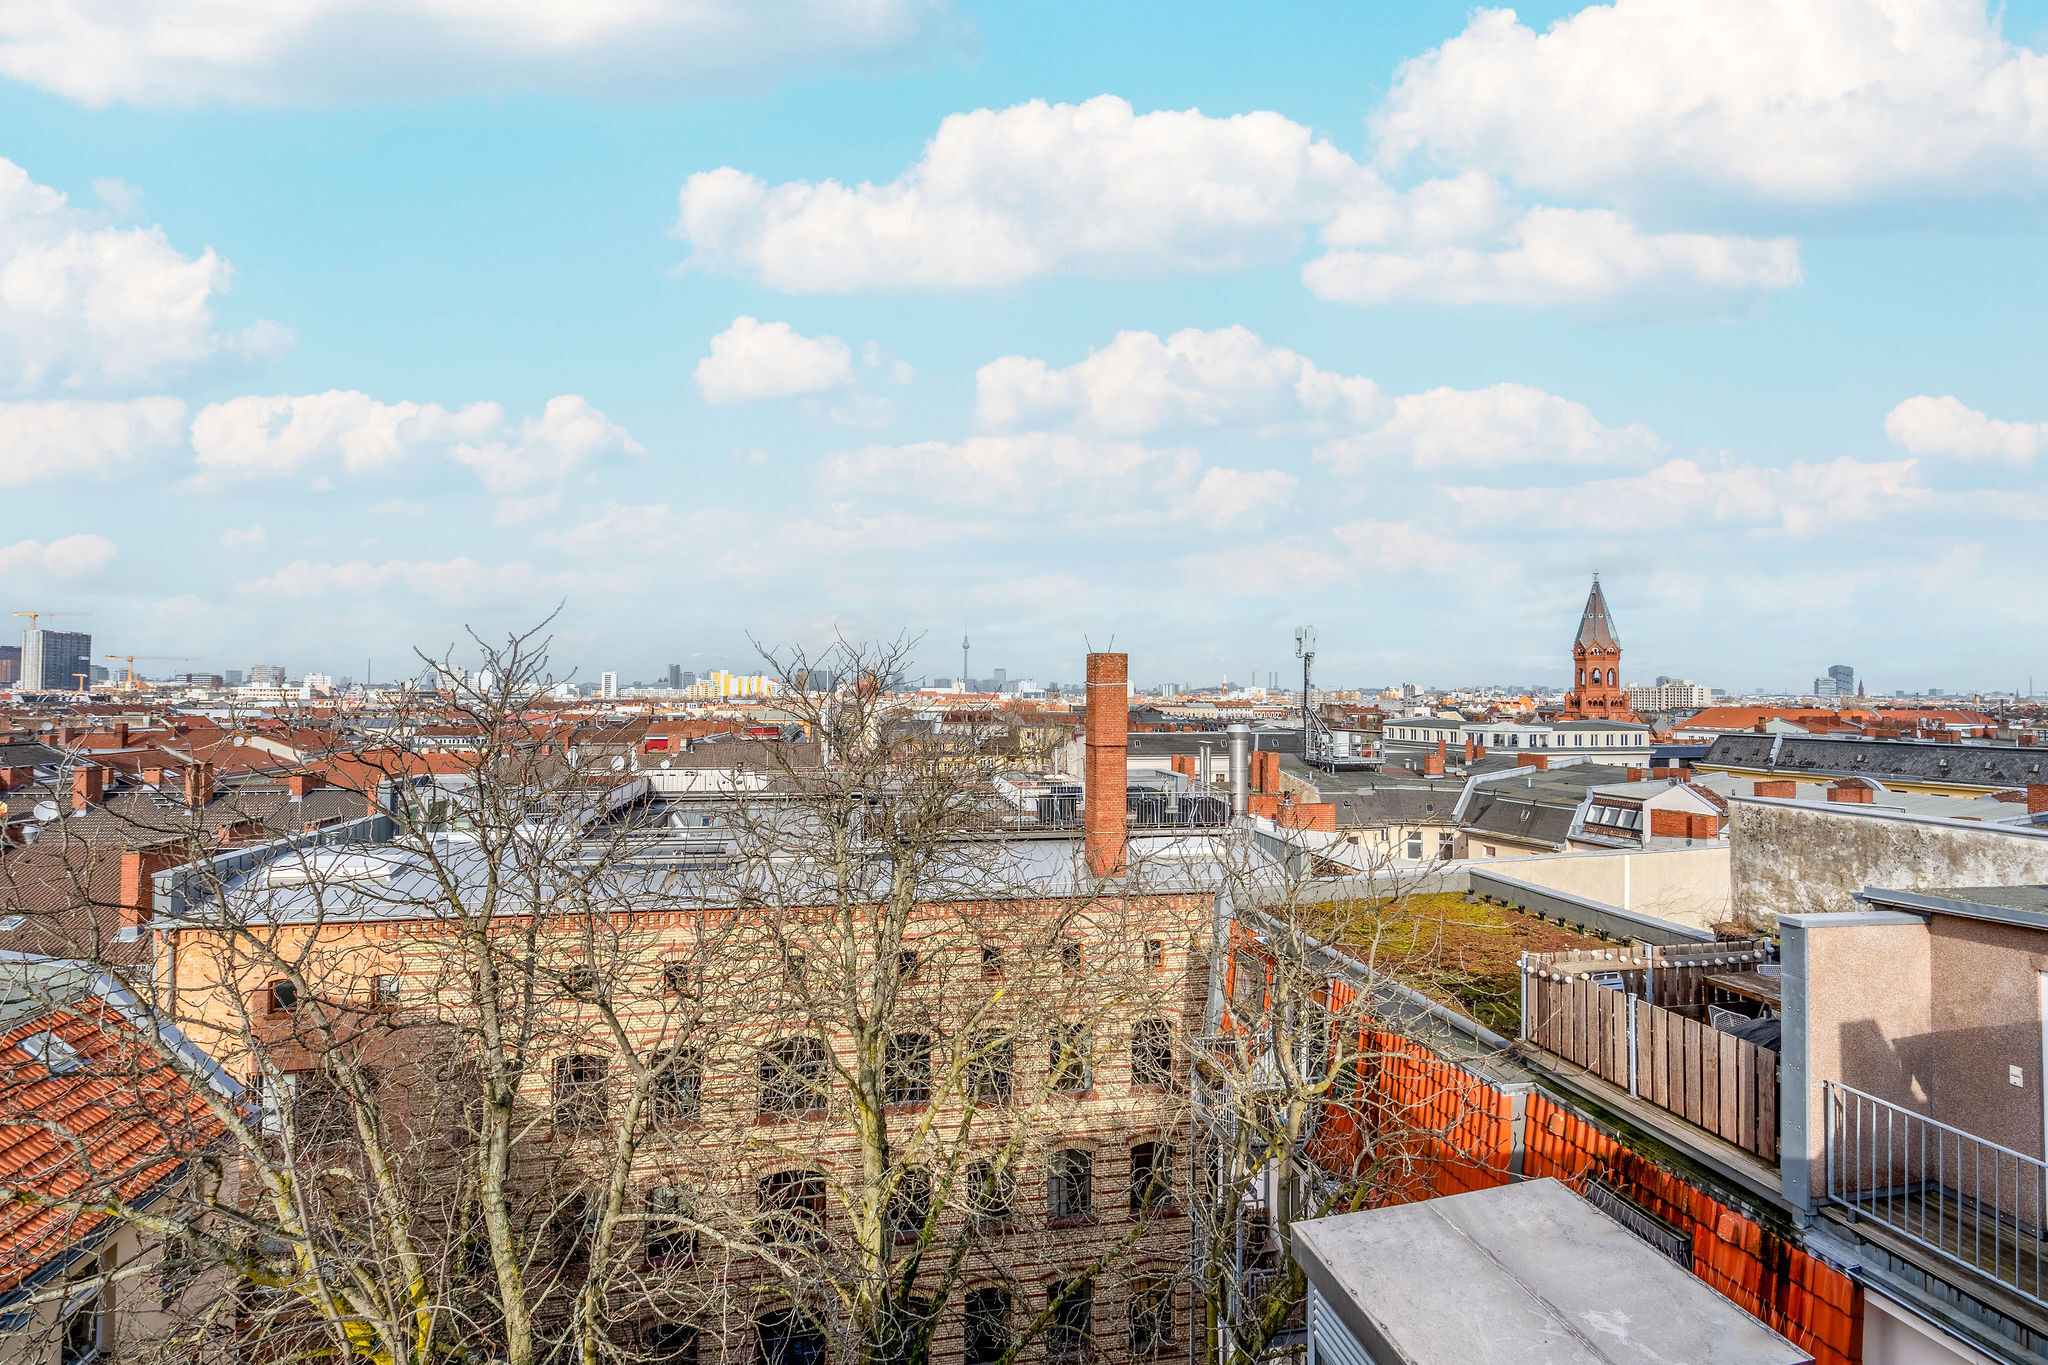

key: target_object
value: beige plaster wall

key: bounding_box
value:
[1926,916,2048,1159]
[1802,920,1933,1166]
[1484,845,1732,932]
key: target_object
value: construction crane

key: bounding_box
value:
[105,654,199,690]
[10,610,92,631]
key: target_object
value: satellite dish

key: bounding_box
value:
[32,801,59,822]
[610,755,626,771]
[660,759,672,770]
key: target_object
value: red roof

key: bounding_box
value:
[0,995,226,1292]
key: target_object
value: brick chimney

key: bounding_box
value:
[0,767,29,793]
[1516,754,1549,770]
[111,722,129,748]
[119,849,178,932]
[285,772,326,799]
[142,763,166,788]
[182,763,214,809]
[1464,736,1483,763]
[1083,653,1128,879]
[2030,785,2048,816]
[1827,783,1874,804]
[1626,766,1648,782]
[1753,779,1796,799]
[71,765,104,811]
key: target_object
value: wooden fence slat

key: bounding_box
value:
[1650,1005,1668,1108]
[1737,1041,1757,1153]
[1758,1055,1777,1162]
[1612,992,1629,1086]
[1683,1018,1702,1125]
[1719,1032,1740,1142]
[1700,1021,1720,1130]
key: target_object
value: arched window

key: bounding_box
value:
[885,1031,932,1106]
[1130,1020,1175,1089]
[758,1169,825,1244]
[1049,1148,1093,1222]
[757,1308,826,1365]
[651,1049,702,1126]
[967,1031,1014,1104]
[645,1186,696,1263]
[1129,1142,1172,1214]
[553,1054,608,1130]
[1047,1279,1093,1361]
[1128,1276,1173,1356]
[964,1288,1011,1365]
[885,1167,931,1243]
[1051,1025,1091,1094]
[761,1036,827,1116]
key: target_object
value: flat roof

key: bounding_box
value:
[1291,1179,1809,1365]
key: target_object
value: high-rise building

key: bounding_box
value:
[600,671,619,699]
[0,645,19,686]
[22,629,92,691]
[249,664,287,688]
[667,663,682,689]
[1813,664,1857,700]
[225,668,245,686]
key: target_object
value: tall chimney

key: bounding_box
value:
[182,763,214,809]
[72,765,104,811]
[1226,723,1251,817]
[1084,653,1129,878]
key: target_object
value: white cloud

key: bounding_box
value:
[1372,0,2048,205]
[0,396,185,484]
[0,158,279,392]
[1303,207,1801,307]
[695,316,853,404]
[1317,382,1663,470]
[235,556,554,605]
[675,95,1793,306]
[1177,518,1464,594]
[976,325,1384,435]
[374,497,426,517]
[1446,456,1923,535]
[975,326,1658,472]
[190,389,641,490]
[1885,394,2048,461]
[0,0,965,106]
[826,431,1292,529]
[219,524,266,550]
[1332,519,1464,573]
[0,532,116,578]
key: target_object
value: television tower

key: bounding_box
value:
[961,625,970,692]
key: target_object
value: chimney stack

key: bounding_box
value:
[182,763,214,809]
[286,772,326,800]
[111,722,129,748]
[1226,723,1251,817]
[2029,785,2048,816]
[1084,653,1129,878]
[72,765,104,811]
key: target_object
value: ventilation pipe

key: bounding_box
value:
[1227,723,1251,817]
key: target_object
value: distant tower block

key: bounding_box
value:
[1563,575,1634,720]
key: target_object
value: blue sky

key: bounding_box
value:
[4,0,2047,695]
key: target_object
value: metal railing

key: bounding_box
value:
[1823,1081,2048,1307]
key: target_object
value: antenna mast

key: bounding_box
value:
[1294,625,1334,767]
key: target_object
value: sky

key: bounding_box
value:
[4,0,2048,696]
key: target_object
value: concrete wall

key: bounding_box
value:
[1480,845,1731,933]
[1730,798,2048,923]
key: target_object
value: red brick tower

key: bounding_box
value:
[1563,576,1631,719]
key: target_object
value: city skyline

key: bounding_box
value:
[2,0,2046,689]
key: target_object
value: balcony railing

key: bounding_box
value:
[1823,1081,2048,1308]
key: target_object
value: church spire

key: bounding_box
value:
[1576,574,1619,651]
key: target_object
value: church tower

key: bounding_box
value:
[1564,576,1631,719]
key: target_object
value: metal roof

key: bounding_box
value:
[1574,577,1620,651]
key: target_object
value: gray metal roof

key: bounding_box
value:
[1292,1178,1808,1365]
[1574,577,1620,651]
[1701,733,2048,787]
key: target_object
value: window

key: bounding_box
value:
[561,964,601,999]
[1128,1277,1172,1356]
[1047,1279,1093,1361]
[896,948,920,982]
[651,1050,702,1125]
[60,1283,100,1365]
[1048,1148,1092,1222]
[1230,952,1264,1015]
[1050,1025,1090,1094]
[19,1030,84,1075]
[267,978,299,1013]
[980,945,1004,978]
[663,960,701,998]
[883,1298,935,1365]
[967,1032,1013,1104]
[758,1170,825,1244]
[1061,939,1083,974]
[964,1288,1011,1365]
[553,1054,608,1130]
[546,1191,599,1265]
[886,1167,931,1243]
[644,1324,697,1365]
[782,950,806,987]
[1130,1020,1175,1089]
[967,1159,1015,1224]
[1143,938,1165,970]
[761,1036,827,1116]
[757,1308,827,1365]
[372,973,401,1006]
[885,1031,932,1106]
[1129,1142,1172,1214]
[645,1186,696,1263]
[1405,833,1422,860]
[1437,833,1456,860]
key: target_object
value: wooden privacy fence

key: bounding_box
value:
[1522,963,1778,1162]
